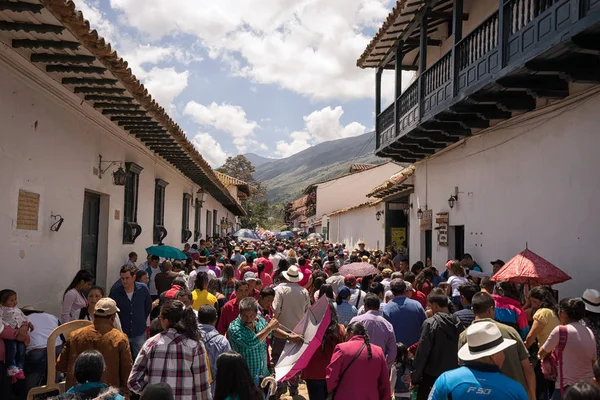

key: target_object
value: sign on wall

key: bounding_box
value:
[436,212,449,247]
[390,227,406,247]
[16,190,40,230]
[419,210,432,231]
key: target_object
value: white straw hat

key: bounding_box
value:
[582,289,600,313]
[282,265,304,283]
[458,321,516,361]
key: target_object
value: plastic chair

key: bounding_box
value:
[27,319,92,400]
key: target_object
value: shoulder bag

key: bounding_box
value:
[327,343,366,400]
[541,325,568,394]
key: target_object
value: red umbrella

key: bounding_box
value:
[339,262,379,277]
[491,248,571,285]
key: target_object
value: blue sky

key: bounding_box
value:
[75,0,398,166]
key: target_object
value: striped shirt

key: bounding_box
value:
[228,315,270,380]
[128,329,212,400]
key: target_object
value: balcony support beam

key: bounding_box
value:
[394,40,403,137]
[418,6,430,120]
[451,0,463,96]
[375,67,382,148]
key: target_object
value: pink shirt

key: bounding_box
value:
[542,322,597,387]
[297,266,311,288]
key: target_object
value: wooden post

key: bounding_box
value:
[498,0,508,69]
[394,41,403,136]
[451,0,464,96]
[418,7,429,119]
[375,67,382,148]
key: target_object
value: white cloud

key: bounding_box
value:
[275,131,312,158]
[275,106,366,157]
[108,0,394,101]
[74,0,117,44]
[142,67,190,108]
[183,102,260,153]
[190,132,228,167]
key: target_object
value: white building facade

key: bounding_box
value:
[404,87,600,297]
[0,2,245,315]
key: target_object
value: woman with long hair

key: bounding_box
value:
[78,286,123,331]
[213,351,263,400]
[318,284,335,301]
[59,350,124,400]
[221,264,236,299]
[302,303,344,400]
[581,289,600,360]
[493,281,530,340]
[539,298,597,399]
[256,262,273,287]
[61,270,94,323]
[128,300,211,399]
[191,272,217,311]
[326,322,390,400]
[414,268,434,296]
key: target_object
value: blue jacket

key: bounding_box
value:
[428,364,528,399]
[383,296,427,346]
[109,281,151,338]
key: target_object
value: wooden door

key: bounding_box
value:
[81,192,100,279]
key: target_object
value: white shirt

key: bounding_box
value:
[187,267,216,290]
[0,306,28,328]
[448,275,469,297]
[349,289,367,309]
[26,313,61,353]
[148,266,161,296]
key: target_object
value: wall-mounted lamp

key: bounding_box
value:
[448,186,463,209]
[192,188,206,208]
[98,155,126,186]
[50,213,64,232]
[417,208,424,219]
[403,203,413,217]
[375,210,384,221]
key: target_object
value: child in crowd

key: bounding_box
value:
[390,342,412,399]
[0,289,34,381]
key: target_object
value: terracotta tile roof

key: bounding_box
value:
[290,195,309,210]
[214,171,250,196]
[0,0,245,216]
[357,0,454,69]
[368,166,415,198]
[349,163,377,173]
[328,199,384,217]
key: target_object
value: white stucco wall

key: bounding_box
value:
[0,47,234,315]
[329,203,386,251]
[407,87,600,297]
[315,163,401,219]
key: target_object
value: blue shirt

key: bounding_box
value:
[382,296,426,346]
[109,281,151,338]
[428,364,528,400]
[334,300,358,327]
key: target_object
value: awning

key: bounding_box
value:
[368,166,415,198]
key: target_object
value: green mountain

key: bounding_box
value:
[242,153,274,167]
[253,132,385,204]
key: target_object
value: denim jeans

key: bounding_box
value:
[5,339,26,369]
[25,345,63,394]
[129,334,147,359]
[305,379,327,400]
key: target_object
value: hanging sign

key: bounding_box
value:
[419,210,432,231]
[436,212,449,247]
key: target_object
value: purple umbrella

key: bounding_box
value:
[339,262,379,277]
[274,296,331,382]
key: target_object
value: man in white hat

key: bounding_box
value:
[428,321,528,399]
[272,265,310,397]
[582,288,600,360]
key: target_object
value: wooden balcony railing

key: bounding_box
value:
[375,0,600,152]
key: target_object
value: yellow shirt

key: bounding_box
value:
[533,307,561,346]
[191,289,217,311]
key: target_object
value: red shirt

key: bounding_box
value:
[217,298,240,335]
[259,271,273,287]
[302,324,344,380]
[256,257,274,275]
[412,290,428,309]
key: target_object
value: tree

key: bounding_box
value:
[216,155,267,228]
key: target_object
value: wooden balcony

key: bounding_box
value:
[375,0,600,162]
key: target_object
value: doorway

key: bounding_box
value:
[81,192,100,279]
[454,225,465,260]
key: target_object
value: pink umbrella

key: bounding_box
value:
[339,262,379,277]
[274,296,331,382]
[491,248,571,285]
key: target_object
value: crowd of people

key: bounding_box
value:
[1,236,600,400]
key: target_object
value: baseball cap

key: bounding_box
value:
[94,298,120,316]
[244,272,258,281]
